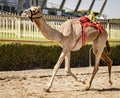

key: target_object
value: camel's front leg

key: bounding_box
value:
[65,52,85,84]
[44,51,68,92]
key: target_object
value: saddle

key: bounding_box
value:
[79,16,103,45]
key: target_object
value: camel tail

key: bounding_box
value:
[106,40,110,54]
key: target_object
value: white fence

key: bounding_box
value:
[0,12,70,40]
[0,12,120,41]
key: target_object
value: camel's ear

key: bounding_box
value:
[38,6,41,10]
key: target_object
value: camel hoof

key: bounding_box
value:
[83,84,91,91]
[109,81,112,86]
[82,80,86,84]
[43,87,50,92]
[77,78,86,84]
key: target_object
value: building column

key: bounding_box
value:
[41,0,47,8]
[74,0,82,14]
[98,0,108,17]
[87,0,95,15]
[59,0,66,10]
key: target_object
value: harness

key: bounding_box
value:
[29,9,42,22]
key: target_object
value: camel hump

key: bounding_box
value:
[59,20,73,36]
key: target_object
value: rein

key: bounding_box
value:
[29,9,42,22]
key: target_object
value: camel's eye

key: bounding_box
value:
[32,10,36,13]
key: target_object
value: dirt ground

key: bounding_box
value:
[0,66,120,98]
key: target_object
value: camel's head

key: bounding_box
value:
[22,6,43,22]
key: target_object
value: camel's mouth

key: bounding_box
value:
[21,13,26,18]
[21,8,33,18]
[21,11,29,18]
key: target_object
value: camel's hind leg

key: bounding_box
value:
[65,52,85,84]
[101,51,113,85]
[85,39,106,90]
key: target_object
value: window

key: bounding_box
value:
[36,0,38,6]
[32,0,34,5]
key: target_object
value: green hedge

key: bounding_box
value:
[0,43,120,71]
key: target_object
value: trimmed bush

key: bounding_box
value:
[0,43,62,71]
[110,45,120,65]
[0,43,120,71]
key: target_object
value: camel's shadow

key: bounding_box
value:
[91,87,120,92]
[51,87,120,93]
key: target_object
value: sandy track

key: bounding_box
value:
[0,66,120,98]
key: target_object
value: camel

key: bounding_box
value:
[22,6,113,92]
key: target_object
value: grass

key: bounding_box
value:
[0,33,47,41]
[0,28,120,46]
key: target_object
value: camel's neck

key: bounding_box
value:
[33,17,63,42]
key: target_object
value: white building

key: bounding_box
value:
[0,0,47,13]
